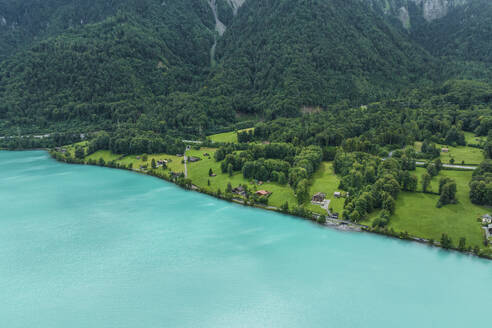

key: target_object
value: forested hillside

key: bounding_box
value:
[0,0,491,137]
[0,0,221,135]
[210,0,436,118]
[412,0,492,81]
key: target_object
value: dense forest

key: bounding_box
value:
[1,0,492,139]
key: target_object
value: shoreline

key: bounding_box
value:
[40,149,492,260]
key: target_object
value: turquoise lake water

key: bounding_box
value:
[0,151,491,327]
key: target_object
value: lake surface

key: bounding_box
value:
[0,151,490,327]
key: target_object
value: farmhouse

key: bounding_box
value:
[334,192,341,198]
[483,214,492,225]
[441,148,449,153]
[255,190,271,197]
[312,192,326,203]
[232,186,246,196]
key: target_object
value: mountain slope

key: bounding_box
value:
[364,0,469,30]
[0,0,490,135]
[413,0,492,62]
[208,0,436,117]
[0,0,222,134]
[0,0,125,61]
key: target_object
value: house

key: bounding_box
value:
[258,181,264,185]
[441,148,449,153]
[255,190,271,197]
[232,186,246,196]
[483,214,492,225]
[156,160,168,167]
[312,192,326,203]
[334,192,342,198]
[203,153,210,157]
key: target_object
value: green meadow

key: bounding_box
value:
[464,131,486,145]
[307,162,344,215]
[207,128,254,144]
[389,169,489,247]
[186,148,342,214]
[414,141,484,165]
[186,148,299,210]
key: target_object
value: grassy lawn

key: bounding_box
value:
[307,162,344,215]
[85,150,122,162]
[187,148,344,214]
[208,128,254,143]
[82,150,184,173]
[119,154,184,173]
[388,169,490,248]
[415,141,484,165]
[62,141,89,157]
[464,131,485,145]
[186,147,298,210]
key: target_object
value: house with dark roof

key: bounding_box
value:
[311,192,326,203]
[232,186,246,196]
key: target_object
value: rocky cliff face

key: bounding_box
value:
[412,0,468,21]
[226,0,246,15]
[366,0,469,29]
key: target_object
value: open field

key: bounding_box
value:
[464,132,486,145]
[388,169,490,247]
[186,148,298,210]
[85,150,122,163]
[208,128,254,143]
[415,141,484,165]
[119,154,184,173]
[81,150,184,173]
[186,149,342,214]
[61,141,89,157]
[307,162,344,215]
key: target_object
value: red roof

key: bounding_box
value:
[256,190,270,196]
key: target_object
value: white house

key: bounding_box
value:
[482,214,492,225]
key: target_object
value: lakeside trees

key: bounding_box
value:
[469,159,492,206]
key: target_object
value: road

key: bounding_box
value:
[182,140,203,144]
[415,162,477,170]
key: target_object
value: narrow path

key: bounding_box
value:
[182,140,203,144]
[415,161,477,170]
